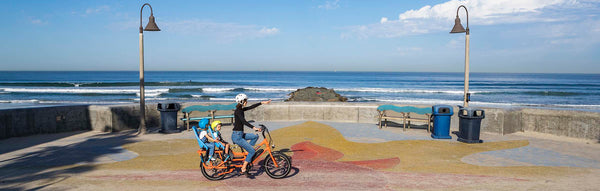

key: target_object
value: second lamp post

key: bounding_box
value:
[450,5,470,107]
[138,3,160,134]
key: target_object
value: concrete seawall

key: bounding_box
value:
[1,102,599,141]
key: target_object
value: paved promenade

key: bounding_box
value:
[1,121,599,190]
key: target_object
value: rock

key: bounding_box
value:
[286,87,347,102]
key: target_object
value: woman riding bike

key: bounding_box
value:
[232,93,271,178]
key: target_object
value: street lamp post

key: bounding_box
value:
[450,5,470,108]
[138,3,160,134]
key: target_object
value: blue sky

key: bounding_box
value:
[1,0,599,73]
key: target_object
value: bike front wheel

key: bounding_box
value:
[263,153,292,179]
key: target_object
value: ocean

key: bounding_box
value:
[1,71,599,112]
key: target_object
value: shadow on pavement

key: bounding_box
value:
[217,149,299,181]
[0,132,137,190]
[378,121,429,130]
[0,131,88,155]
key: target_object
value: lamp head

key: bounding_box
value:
[144,15,160,31]
[450,16,466,33]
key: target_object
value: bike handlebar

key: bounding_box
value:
[257,124,272,146]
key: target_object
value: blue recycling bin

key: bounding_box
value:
[431,105,453,139]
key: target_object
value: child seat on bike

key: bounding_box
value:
[192,118,212,151]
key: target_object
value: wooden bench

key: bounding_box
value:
[377,105,432,132]
[181,103,237,131]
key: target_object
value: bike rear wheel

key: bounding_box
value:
[263,153,292,179]
[200,153,227,181]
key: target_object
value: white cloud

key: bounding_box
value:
[318,0,340,10]
[259,27,280,35]
[28,17,47,25]
[535,19,600,47]
[380,17,388,24]
[396,47,423,56]
[30,19,43,24]
[343,0,593,38]
[85,5,110,15]
[163,20,279,41]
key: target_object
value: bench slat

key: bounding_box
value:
[181,103,237,131]
[181,103,236,113]
[377,105,431,115]
[377,105,432,132]
[181,115,234,121]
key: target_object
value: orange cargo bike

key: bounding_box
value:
[194,124,292,180]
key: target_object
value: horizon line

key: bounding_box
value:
[0,70,598,75]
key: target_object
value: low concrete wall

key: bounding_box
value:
[246,102,599,140]
[0,105,92,139]
[1,102,599,141]
[87,104,160,132]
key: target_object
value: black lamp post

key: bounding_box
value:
[138,3,160,134]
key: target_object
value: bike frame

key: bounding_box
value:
[197,129,280,176]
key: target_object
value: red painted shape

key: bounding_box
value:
[342,157,400,170]
[291,141,343,161]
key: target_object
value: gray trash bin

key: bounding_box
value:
[456,107,485,143]
[157,103,181,133]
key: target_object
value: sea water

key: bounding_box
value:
[0,71,599,112]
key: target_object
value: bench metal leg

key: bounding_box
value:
[384,119,388,128]
[402,113,406,131]
[185,113,190,131]
[378,112,383,129]
[427,115,432,133]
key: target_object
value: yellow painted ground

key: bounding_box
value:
[270,121,589,178]
[97,139,199,170]
[99,121,589,179]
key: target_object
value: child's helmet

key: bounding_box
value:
[198,118,210,129]
[211,120,221,131]
[235,93,248,104]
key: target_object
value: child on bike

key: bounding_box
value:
[199,124,218,162]
[211,120,232,161]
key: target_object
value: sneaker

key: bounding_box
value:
[205,157,215,165]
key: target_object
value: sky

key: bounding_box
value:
[1,0,599,73]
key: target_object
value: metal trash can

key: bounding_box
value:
[431,105,453,139]
[157,103,181,133]
[456,107,485,143]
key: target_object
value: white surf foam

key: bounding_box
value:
[336,88,465,94]
[202,88,235,92]
[209,97,281,101]
[0,99,40,104]
[244,87,297,92]
[3,87,170,95]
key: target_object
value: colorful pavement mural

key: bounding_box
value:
[1,121,598,190]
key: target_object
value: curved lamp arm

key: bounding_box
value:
[139,3,154,33]
[456,5,469,34]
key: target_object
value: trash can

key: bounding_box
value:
[431,105,453,139]
[456,107,485,143]
[157,103,181,133]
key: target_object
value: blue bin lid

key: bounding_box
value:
[432,105,453,115]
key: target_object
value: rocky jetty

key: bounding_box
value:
[286,87,347,102]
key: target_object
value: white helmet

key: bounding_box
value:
[235,93,248,104]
